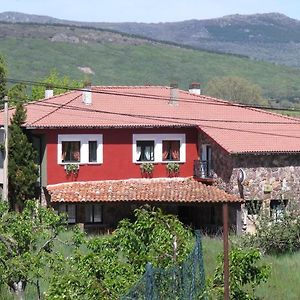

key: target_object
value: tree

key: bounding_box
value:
[209,248,270,299]
[31,70,84,100]
[0,55,6,101]
[46,206,194,299]
[8,83,29,105]
[0,200,69,300]
[8,103,38,210]
[205,76,267,106]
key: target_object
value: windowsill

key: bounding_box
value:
[59,162,102,166]
[134,161,185,164]
[84,222,103,225]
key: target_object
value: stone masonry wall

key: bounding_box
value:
[198,130,300,202]
[230,154,300,202]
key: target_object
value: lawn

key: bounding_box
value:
[202,235,300,300]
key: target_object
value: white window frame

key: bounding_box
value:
[58,134,103,164]
[132,133,186,163]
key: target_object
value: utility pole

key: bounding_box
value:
[223,202,230,300]
[2,95,8,202]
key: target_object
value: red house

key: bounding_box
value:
[2,84,300,233]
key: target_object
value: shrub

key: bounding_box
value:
[140,162,154,174]
[241,201,300,255]
[46,206,194,299]
[166,162,180,174]
[208,248,270,300]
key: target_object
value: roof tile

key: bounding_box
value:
[2,85,300,153]
[47,177,242,204]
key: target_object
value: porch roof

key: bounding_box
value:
[47,177,242,204]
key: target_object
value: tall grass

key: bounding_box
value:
[202,235,300,300]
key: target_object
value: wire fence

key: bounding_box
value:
[121,230,206,300]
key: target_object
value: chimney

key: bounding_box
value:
[169,82,178,105]
[82,83,92,105]
[189,82,201,95]
[45,86,54,99]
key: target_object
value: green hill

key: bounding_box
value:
[0,23,300,106]
[2,12,300,69]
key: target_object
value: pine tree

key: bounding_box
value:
[0,55,7,101]
[8,103,38,210]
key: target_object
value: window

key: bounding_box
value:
[88,141,97,162]
[162,140,180,161]
[58,204,76,224]
[136,140,154,161]
[201,144,212,177]
[85,204,102,223]
[133,134,185,163]
[245,200,262,215]
[270,200,288,221]
[58,134,103,164]
[62,141,81,162]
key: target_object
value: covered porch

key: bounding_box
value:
[47,177,243,234]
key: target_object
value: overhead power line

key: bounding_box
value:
[3,83,300,140]
[27,99,300,125]
[5,77,300,113]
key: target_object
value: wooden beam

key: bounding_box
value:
[223,202,230,300]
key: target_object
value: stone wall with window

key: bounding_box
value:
[197,130,233,181]
[198,130,300,203]
[197,132,300,232]
[230,153,300,202]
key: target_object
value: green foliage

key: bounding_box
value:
[140,162,154,174]
[7,83,29,105]
[2,38,300,105]
[0,200,68,299]
[8,103,38,209]
[209,248,270,300]
[31,69,83,100]
[65,163,79,176]
[241,203,300,255]
[46,206,193,299]
[0,54,6,101]
[166,162,180,174]
[195,235,300,300]
[112,206,193,270]
[205,76,267,105]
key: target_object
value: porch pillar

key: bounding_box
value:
[223,202,230,300]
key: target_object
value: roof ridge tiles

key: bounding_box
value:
[47,177,194,188]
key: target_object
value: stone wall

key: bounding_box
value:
[198,130,300,202]
[230,154,300,202]
[197,130,233,183]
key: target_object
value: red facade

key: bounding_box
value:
[43,127,199,185]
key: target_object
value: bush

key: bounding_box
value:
[46,206,194,299]
[208,248,270,300]
[242,202,300,255]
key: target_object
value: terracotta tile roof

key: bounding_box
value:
[47,177,242,204]
[2,85,300,153]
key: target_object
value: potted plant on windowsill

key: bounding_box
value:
[140,162,154,178]
[65,163,80,176]
[166,162,180,177]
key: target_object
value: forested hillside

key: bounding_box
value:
[0,22,300,107]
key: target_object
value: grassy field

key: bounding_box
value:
[202,236,300,300]
[1,37,300,104]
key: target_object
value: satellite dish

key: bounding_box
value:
[238,168,246,184]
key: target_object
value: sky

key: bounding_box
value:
[0,0,299,23]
